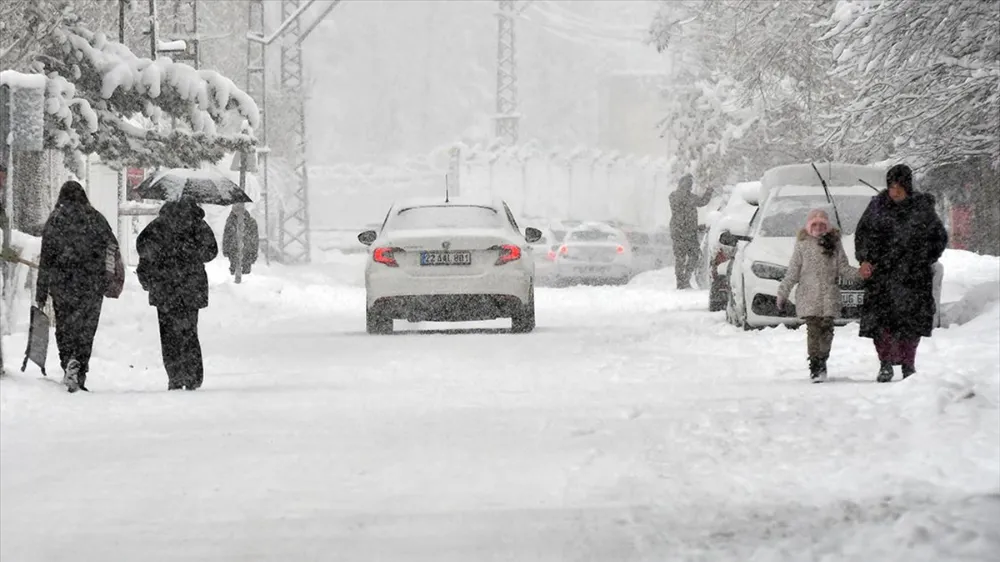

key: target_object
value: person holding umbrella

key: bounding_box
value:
[137,197,218,390]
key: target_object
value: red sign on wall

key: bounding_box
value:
[126,167,145,200]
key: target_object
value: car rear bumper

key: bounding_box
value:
[555,262,631,281]
[366,267,531,308]
[371,294,525,322]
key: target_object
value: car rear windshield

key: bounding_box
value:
[758,195,873,237]
[568,229,621,242]
[391,205,502,230]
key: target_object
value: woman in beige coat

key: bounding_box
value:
[776,208,860,382]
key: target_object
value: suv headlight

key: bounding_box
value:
[751,261,787,281]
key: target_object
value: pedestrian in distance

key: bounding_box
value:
[137,197,218,391]
[669,174,714,290]
[35,180,122,393]
[855,163,948,382]
[776,207,861,382]
[222,207,259,276]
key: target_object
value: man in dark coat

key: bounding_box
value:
[35,181,119,392]
[222,207,259,276]
[669,174,713,289]
[855,164,948,383]
[137,198,218,390]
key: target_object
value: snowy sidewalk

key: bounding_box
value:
[1,252,998,561]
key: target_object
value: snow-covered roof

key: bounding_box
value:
[0,70,46,90]
[761,163,885,203]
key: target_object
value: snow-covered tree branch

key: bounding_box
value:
[821,0,999,168]
[10,1,260,173]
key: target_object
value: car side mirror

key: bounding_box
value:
[524,227,542,243]
[719,231,751,247]
[358,230,377,246]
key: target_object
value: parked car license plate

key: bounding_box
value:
[578,266,610,274]
[841,291,864,307]
[420,250,472,266]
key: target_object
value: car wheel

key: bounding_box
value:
[512,285,536,333]
[366,306,393,335]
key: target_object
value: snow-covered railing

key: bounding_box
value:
[0,230,42,336]
[308,141,678,232]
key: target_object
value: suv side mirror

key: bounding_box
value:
[358,230,378,246]
[719,231,751,247]
[524,227,542,243]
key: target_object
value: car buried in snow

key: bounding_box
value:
[718,163,944,330]
[358,197,542,334]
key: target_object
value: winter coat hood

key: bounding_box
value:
[797,228,841,241]
[55,180,90,207]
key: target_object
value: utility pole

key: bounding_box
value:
[148,0,159,59]
[278,0,310,264]
[495,0,519,146]
[246,0,270,264]
[245,0,341,265]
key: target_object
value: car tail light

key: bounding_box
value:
[546,250,557,261]
[559,245,569,256]
[373,247,399,267]
[496,244,521,265]
[616,245,625,254]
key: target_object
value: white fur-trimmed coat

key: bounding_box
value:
[777,229,860,318]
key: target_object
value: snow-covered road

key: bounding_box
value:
[2,251,998,561]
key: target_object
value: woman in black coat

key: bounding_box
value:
[35,181,119,393]
[855,164,948,383]
[137,198,218,390]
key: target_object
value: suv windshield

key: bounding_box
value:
[757,195,873,237]
[391,205,502,230]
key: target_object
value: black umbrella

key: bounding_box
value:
[134,168,252,205]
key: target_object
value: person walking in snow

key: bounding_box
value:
[669,174,713,290]
[222,207,259,276]
[35,181,121,393]
[776,207,860,382]
[855,164,948,383]
[137,197,218,391]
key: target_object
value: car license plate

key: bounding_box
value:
[578,266,609,274]
[420,251,472,266]
[841,291,864,307]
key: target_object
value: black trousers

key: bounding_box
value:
[673,238,700,288]
[157,307,204,388]
[52,294,103,387]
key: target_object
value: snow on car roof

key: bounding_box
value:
[761,163,885,202]
[773,184,878,198]
[393,196,504,211]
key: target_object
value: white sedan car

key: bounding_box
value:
[358,197,542,334]
[552,222,633,286]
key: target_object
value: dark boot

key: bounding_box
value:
[808,357,822,382]
[814,357,828,383]
[901,364,916,379]
[876,361,894,383]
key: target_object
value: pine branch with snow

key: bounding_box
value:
[21,3,259,172]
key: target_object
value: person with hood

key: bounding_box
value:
[137,197,218,390]
[35,180,120,393]
[855,164,948,383]
[669,174,713,289]
[222,207,259,276]
[776,208,860,382]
